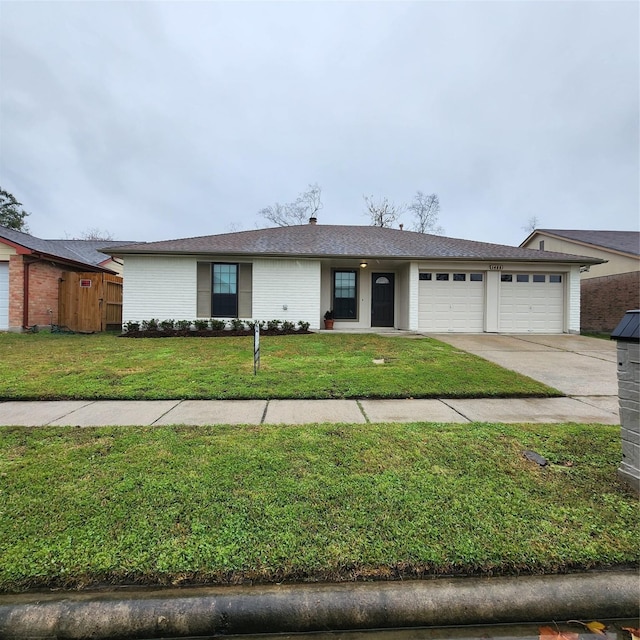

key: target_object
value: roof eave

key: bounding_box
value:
[27,250,117,274]
[105,248,605,265]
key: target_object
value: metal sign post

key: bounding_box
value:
[254,323,260,375]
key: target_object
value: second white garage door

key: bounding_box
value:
[418,272,485,332]
[499,273,564,333]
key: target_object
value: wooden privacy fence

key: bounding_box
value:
[58,272,123,332]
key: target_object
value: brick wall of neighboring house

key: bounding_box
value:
[8,255,24,329]
[581,271,640,333]
[8,255,68,329]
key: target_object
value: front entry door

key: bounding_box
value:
[371,273,394,327]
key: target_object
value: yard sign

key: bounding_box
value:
[254,323,260,375]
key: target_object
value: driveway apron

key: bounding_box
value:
[427,334,618,397]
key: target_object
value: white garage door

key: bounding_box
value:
[0,262,8,330]
[418,271,485,332]
[499,273,564,333]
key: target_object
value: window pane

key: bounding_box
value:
[517,274,529,283]
[550,275,562,283]
[419,273,432,281]
[453,273,466,281]
[335,271,355,298]
[470,273,483,282]
[213,264,237,295]
[436,273,449,281]
[533,274,545,283]
[501,274,512,282]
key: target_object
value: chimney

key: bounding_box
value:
[399,223,404,230]
[309,217,317,225]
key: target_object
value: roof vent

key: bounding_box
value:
[309,217,317,225]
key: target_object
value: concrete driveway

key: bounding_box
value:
[428,334,619,411]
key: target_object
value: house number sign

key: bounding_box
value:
[489,265,503,270]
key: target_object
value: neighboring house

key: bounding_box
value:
[0,226,133,331]
[106,220,604,334]
[520,230,640,332]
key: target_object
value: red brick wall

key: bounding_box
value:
[27,260,64,327]
[581,270,640,333]
[8,255,24,329]
[8,255,70,329]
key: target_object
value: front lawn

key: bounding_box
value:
[0,332,560,400]
[0,422,637,592]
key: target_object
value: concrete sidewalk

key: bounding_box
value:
[0,396,621,426]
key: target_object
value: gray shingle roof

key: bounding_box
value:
[0,226,135,270]
[106,224,605,264]
[531,230,640,257]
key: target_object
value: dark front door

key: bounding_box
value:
[371,273,394,327]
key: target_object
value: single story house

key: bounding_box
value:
[106,220,604,334]
[0,225,132,331]
[520,229,640,332]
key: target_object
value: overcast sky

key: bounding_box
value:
[1,1,638,246]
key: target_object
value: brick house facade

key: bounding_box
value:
[1,227,132,332]
[8,256,69,328]
[581,271,640,333]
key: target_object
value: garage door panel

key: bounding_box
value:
[499,275,564,333]
[418,272,485,332]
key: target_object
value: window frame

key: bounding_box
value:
[212,262,239,318]
[332,269,358,320]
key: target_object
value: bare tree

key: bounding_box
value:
[76,228,114,241]
[259,183,323,226]
[363,195,404,228]
[522,215,540,234]
[408,191,443,234]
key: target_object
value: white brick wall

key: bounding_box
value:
[122,256,196,322]
[568,265,581,333]
[407,262,419,330]
[253,258,321,328]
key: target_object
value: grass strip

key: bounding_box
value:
[0,422,637,592]
[0,332,560,400]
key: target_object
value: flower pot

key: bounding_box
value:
[324,319,334,330]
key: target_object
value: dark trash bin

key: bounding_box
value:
[611,309,639,492]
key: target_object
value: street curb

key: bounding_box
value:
[0,571,637,639]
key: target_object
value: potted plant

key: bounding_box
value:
[324,310,335,330]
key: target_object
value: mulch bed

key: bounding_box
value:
[119,329,312,338]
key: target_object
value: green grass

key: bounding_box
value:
[0,422,637,592]
[0,332,560,400]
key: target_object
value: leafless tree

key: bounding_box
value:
[363,195,404,228]
[259,183,323,226]
[408,191,443,234]
[522,215,540,234]
[76,228,114,241]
